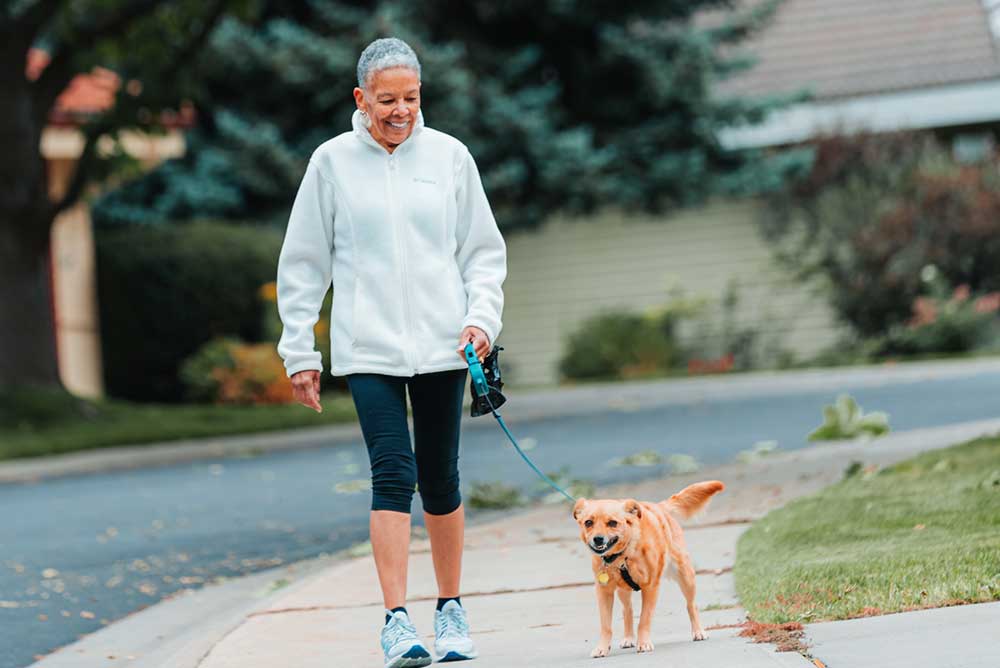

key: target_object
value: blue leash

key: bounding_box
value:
[464,343,576,503]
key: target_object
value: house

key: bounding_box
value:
[718,0,1000,153]
[28,48,189,398]
[498,0,1000,387]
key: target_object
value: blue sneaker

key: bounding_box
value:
[433,599,478,662]
[381,609,432,668]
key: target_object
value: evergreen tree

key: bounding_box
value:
[94,0,806,230]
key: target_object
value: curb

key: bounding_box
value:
[4,356,1000,485]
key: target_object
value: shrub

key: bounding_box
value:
[874,271,1000,356]
[179,337,294,405]
[559,291,702,381]
[95,220,283,402]
[760,131,1000,339]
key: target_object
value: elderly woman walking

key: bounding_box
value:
[275,37,507,667]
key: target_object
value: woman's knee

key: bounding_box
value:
[371,488,416,514]
[368,444,418,513]
[417,473,462,515]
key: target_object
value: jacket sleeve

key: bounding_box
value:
[276,158,335,377]
[454,147,508,346]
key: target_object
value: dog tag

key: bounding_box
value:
[597,572,610,585]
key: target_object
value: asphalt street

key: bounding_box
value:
[3,367,1000,668]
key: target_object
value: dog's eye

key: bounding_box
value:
[607,520,618,528]
[584,519,593,528]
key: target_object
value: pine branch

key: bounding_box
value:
[160,0,228,82]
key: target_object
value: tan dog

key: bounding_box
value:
[572,480,725,658]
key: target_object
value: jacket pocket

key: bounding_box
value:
[350,279,379,350]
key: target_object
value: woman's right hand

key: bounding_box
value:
[291,370,323,413]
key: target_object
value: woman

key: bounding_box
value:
[275,37,506,668]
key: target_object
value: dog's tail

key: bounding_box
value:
[663,480,725,520]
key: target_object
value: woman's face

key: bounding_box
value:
[353,67,421,152]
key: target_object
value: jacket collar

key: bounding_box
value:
[352,108,425,155]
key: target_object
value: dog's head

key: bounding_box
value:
[572,498,642,557]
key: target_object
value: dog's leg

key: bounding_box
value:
[616,587,635,648]
[591,583,615,658]
[677,554,707,640]
[636,581,660,652]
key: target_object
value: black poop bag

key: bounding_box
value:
[470,345,506,417]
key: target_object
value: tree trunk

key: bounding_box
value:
[0,57,62,389]
[0,218,61,388]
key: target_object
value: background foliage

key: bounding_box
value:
[759,132,1000,340]
[92,0,807,230]
[95,220,282,401]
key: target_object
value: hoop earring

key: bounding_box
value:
[359,109,371,128]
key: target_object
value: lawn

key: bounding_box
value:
[734,436,1000,623]
[0,386,360,461]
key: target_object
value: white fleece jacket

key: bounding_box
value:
[275,108,507,378]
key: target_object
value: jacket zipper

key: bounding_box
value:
[388,153,417,374]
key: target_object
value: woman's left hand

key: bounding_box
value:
[456,326,490,362]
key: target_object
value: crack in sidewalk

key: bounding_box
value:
[247,565,734,618]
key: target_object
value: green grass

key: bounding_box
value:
[0,386,359,461]
[735,437,1000,623]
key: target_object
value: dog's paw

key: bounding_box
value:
[590,644,611,658]
[636,640,654,653]
[693,630,708,641]
[620,637,635,649]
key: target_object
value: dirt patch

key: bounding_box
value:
[705,622,744,631]
[737,619,809,653]
[849,606,884,618]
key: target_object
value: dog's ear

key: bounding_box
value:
[624,499,642,519]
[572,498,588,520]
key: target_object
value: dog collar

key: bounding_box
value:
[598,551,641,591]
[601,550,624,565]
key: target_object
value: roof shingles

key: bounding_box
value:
[716,0,1000,100]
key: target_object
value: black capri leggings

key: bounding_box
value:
[346,369,468,515]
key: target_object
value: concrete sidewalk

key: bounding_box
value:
[29,418,1000,668]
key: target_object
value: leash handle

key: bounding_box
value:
[464,343,489,397]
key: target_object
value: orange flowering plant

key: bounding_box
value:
[179,337,294,405]
[876,266,1000,356]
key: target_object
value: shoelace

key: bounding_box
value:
[437,606,469,639]
[384,614,418,648]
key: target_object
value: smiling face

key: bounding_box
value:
[353,66,421,153]
[573,498,642,556]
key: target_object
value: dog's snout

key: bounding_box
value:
[593,535,606,546]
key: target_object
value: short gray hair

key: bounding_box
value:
[356,37,421,90]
